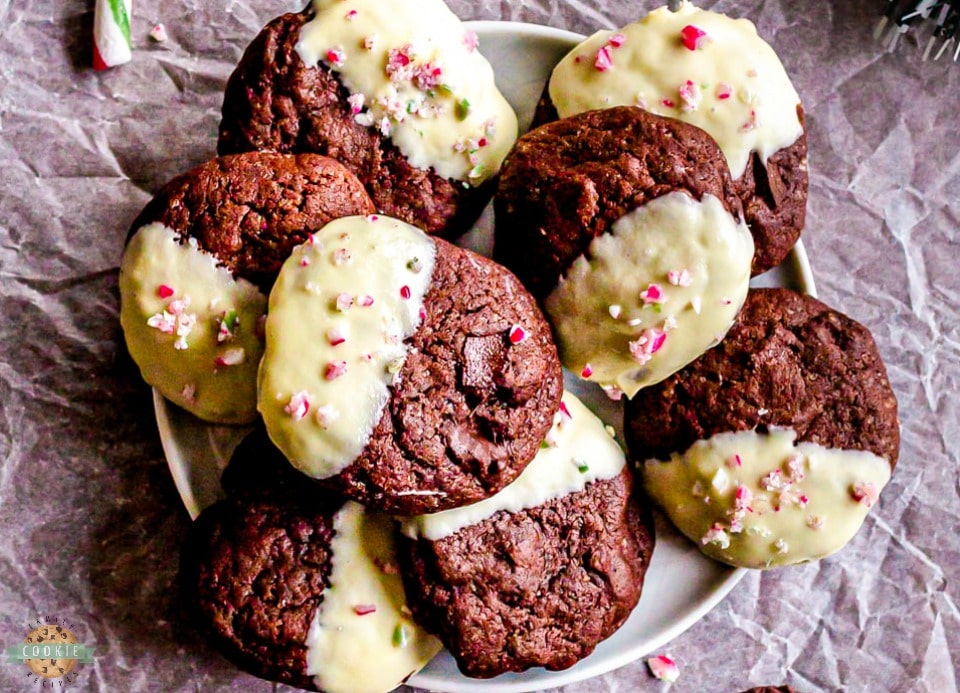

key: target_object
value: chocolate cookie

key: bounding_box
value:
[182,485,440,691]
[218,1,518,239]
[119,152,373,424]
[259,215,563,515]
[626,288,899,568]
[398,394,654,677]
[535,2,808,275]
[129,151,375,293]
[494,105,754,398]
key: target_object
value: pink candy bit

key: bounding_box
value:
[327,326,347,346]
[399,285,411,300]
[386,44,415,81]
[148,23,168,43]
[353,604,377,616]
[332,248,353,265]
[741,109,761,132]
[701,523,730,549]
[326,47,346,67]
[629,328,667,365]
[367,214,379,222]
[362,34,376,51]
[679,24,709,51]
[602,384,623,401]
[647,654,680,682]
[314,403,340,429]
[558,401,572,421]
[335,292,354,312]
[608,32,626,48]
[661,98,676,109]
[594,45,614,72]
[359,294,375,307]
[726,453,743,469]
[345,9,357,20]
[580,363,594,378]
[157,284,174,299]
[347,93,365,114]
[325,360,348,381]
[678,80,702,112]
[716,82,733,100]
[508,325,527,345]
[414,61,443,91]
[180,383,197,404]
[147,311,176,334]
[667,268,692,287]
[463,30,479,52]
[299,257,311,267]
[284,391,311,421]
[214,348,246,367]
[640,283,664,304]
[850,482,879,508]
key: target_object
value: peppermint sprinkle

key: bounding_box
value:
[147,311,176,334]
[667,269,692,287]
[680,24,709,51]
[661,98,676,109]
[327,326,347,346]
[418,306,427,322]
[181,383,196,404]
[663,315,678,331]
[558,401,572,421]
[807,515,825,530]
[367,214,379,222]
[300,257,311,267]
[775,538,789,555]
[608,304,622,319]
[285,391,311,421]
[640,283,664,304]
[326,47,346,67]
[325,361,348,380]
[157,284,174,299]
[463,30,479,52]
[716,82,733,100]
[581,363,594,378]
[315,403,340,429]
[602,384,623,401]
[608,32,626,48]
[691,296,702,314]
[363,34,376,51]
[741,109,760,132]
[850,482,879,508]
[335,293,354,312]
[647,654,680,682]
[345,9,357,20]
[629,328,666,365]
[148,23,168,42]
[359,294,375,307]
[726,453,743,469]
[594,45,613,72]
[508,325,527,344]
[679,80,702,112]
[217,310,239,343]
[701,523,730,549]
[400,285,411,300]
[215,348,245,367]
[332,248,352,265]
[353,604,376,616]
[347,93,365,114]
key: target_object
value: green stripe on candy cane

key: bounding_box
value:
[108,0,131,45]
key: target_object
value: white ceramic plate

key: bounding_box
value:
[155,20,817,693]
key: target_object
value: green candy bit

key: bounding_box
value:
[437,83,454,96]
[539,439,551,450]
[222,309,239,332]
[455,98,471,121]
[575,460,589,473]
[392,623,408,648]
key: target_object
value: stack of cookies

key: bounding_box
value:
[118,1,899,690]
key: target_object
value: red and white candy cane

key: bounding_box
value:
[93,0,132,70]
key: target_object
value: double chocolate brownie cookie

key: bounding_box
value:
[398,393,654,677]
[494,105,754,398]
[218,0,518,239]
[626,288,899,568]
[259,214,563,515]
[536,1,808,275]
[182,464,440,691]
[119,152,373,424]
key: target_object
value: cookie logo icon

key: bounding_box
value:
[5,617,95,688]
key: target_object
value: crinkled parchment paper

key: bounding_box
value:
[0,0,957,691]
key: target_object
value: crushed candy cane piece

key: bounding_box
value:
[327,326,347,346]
[218,310,239,343]
[326,47,346,67]
[716,82,733,100]
[580,363,593,378]
[602,384,623,401]
[147,311,176,334]
[335,293,354,312]
[629,328,666,365]
[558,401,572,421]
[325,361,348,380]
[149,23,168,43]
[181,383,196,403]
[418,306,427,322]
[358,294,375,307]
[215,348,246,367]
[850,481,879,507]
[345,9,357,20]
[347,93,365,114]
[608,304,622,319]
[363,34,376,51]
[332,248,352,265]
[726,453,743,469]
[775,538,789,554]
[463,30,479,52]
[353,604,376,616]
[691,296,702,314]
[157,284,174,298]
[640,283,664,304]
[314,403,340,429]
[608,32,626,48]
[594,45,614,72]
[508,325,527,344]
[741,109,761,132]
[285,391,311,421]
[647,654,680,682]
[680,24,709,51]
[667,269,692,287]
[702,523,730,549]
[679,80,702,112]
[661,98,676,109]
[400,285,411,300]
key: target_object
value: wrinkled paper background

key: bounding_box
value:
[0,0,957,691]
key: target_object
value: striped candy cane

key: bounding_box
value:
[93,0,132,70]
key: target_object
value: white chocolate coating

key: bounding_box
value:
[258,215,436,479]
[548,1,803,179]
[296,0,517,184]
[401,392,625,540]
[545,192,753,399]
[119,223,267,424]
[642,428,892,568]
[305,501,441,693]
